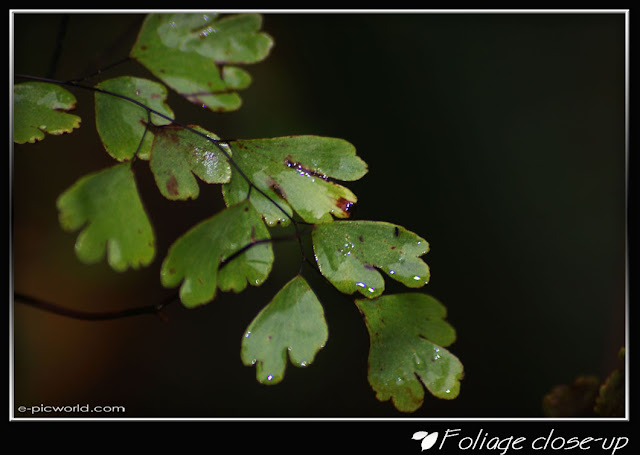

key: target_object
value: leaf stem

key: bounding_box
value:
[13,228,308,321]
[14,292,178,322]
[219,233,301,269]
[47,15,69,79]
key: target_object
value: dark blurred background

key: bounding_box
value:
[12,12,626,418]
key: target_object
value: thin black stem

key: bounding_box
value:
[47,15,69,79]
[133,110,152,160]
[219,233,301,269]
[72,57,133,84]
[14,292,178,322]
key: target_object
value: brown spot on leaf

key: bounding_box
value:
[359,235,364,242]
[166,175,179,196]
[335,197,355,216]
[267,178,287,200]
[140,45,148,51]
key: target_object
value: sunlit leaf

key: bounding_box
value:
[222,135,368,226]
[149,125,231,200]
[130,13,273,112]
[95,76,174,161]
[56,162,155,272]
[356,293,463,413]
[241,275,328,384]
[13,81,81,144]
[161,200,273,308]
[312,220,429,299]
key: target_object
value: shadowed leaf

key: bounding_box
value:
[14,82,81,144]
[95,76,174,161]
[160,200,273,308]
[542,376,600,417]
[56,162,155,272]
[356,293,463,413]
[594,347,625,417]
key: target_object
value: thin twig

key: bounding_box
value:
[14,292,178,322]
[47,15,69,79]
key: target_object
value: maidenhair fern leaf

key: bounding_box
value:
[95,76,174,161]
[312,221,429,299]
[149,125,232,200]
[160,200,273,308]
[241,275,328,384]
[13,82,81,144]
[355,293,463,413]
[222,135,368,226]
[56,162,155,272]
[130,13,273,112]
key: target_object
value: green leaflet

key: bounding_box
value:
[241,275,328,384]
[13,82,81,144]
[56,162,155,272]
[95,76,174,161]
[161,200,274,308]
[355,293,463,413]
[149,125,232,200]
[312,220,429,299]
[130,13,273,112]
[222,135,368,226]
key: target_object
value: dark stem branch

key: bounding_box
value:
[72,57,133,84]
[219,233,302,269]
[47,15,69,79]
[14,232,307,321]
[14,292,178,322]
